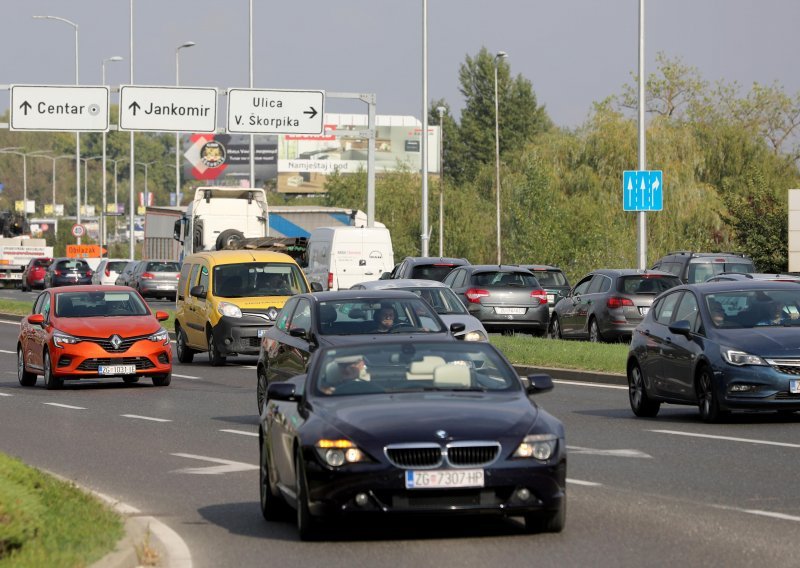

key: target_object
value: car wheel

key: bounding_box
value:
[295,452,320,541]
[627,362,660,417]
[152,372,172,387]
[122,375,140,384]
[43,349,63,390]
[524,498,566,533]
[588,318,603,343]
[548,317,562,340]
[697,365,727,423]
[207,329,226,366]
[257,365,268,415]
[20,280,28,292]
[176,325,194,364]
[259,430,290,521]
[17,346,37,387]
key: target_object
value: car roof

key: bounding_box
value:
[49,285,140,294]
[464,264,535,272]
[710,272,800,280]
[517,264,563,271]
[298,289,424,303]
[354,279,447,289]
[589,268,677,277]
[401,256,469,265]
[682,280,800,293]
[183,249,296,265]
[660,251,752,259]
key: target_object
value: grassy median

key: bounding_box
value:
[490,333,628,374]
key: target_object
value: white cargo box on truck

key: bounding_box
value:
[144,206,184,261]
[305,227,394,291]
[0,237,54,284]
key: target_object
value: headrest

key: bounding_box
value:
[432,364,471,388]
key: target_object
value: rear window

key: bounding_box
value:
[687,260,755,284]
[34,259,53,268]
[472,271,539,287]
[146,262,181,272]
[409,264,459,282]
[58,260,90,270]
[107,261,129,272]
[529,270,567,287]
[618,275,681,295]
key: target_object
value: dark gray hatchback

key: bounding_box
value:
[442,265,550,335]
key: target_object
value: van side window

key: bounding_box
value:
[178,263,193,300]
[198,265,210,296]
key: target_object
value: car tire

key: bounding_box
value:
[697,365,727,423]
[122,376,140,384]
[524,498,566,533]
[152,372,172,387]
[43,349,63,390]
[295,452,320,541]
[17,346,37,387]
[627,362,660,417]
[207,329,226,366]
[259,430,291,522]
[548,317,562,340]
[20,280,28,292]
[257,365,268,415]
[588,318,603,343]
[176,325,195,364]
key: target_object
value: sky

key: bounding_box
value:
[1,0,799,129]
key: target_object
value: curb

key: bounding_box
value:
[513,364,626,386]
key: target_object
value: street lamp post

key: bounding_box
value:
[28,153,72,217]
[102,55,123,254]
[108,158,128,242]
[175,41,196,207]
[493,51,507,265]
[0,150,28,220]
[136,161,156,210]
[33,14,81,243]
[436,106,446,257]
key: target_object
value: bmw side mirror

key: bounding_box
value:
[525,373,554,394]
[267,382,298,402]
[668,319,692,338]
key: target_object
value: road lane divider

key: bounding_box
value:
[0,349,16,354]
[712,504,800,523]
[170,453,258,475]
[219,429,258,437]
[567,478,602,487]
[650,429,800,449]
[173,373,201,380]
[43,402,86,410]
[122,414,172,423]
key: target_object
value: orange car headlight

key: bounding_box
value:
[53,332,81,349]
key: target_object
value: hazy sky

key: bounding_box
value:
[2,0,799,129]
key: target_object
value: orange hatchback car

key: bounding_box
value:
[17,285,173,389]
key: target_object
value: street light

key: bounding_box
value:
[28,153,72,216]
[82,156,103,211]
[102,55,124,253]
[136,161,156,211]
[436,106,446,257]
[108,158,128,242]
[33,15,81,243]
[0,150,28,220]
[175,41,196,207]
[493,51,507,265]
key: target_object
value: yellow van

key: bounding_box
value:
[175,249,316,365]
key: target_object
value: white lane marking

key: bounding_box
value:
[713,504,800,523]
[43,402,86,410]
[220,429,258,437]
[0,392,12,397]
[237,365,257,370]
[567,445,652,458]
[567,478,602,487]
[173,373,201,380]
[0,320,22,325]
[122,414,172,423]
[650,429,800,449]
[0,349,16,354]
[553,379,627,390]
[170,453,258,475]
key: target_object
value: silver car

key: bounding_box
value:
[130,259,181,299]
[92,258,133,286]
[350,278,489,341]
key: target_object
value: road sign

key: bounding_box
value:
[71,224,85,238]
[623,170,663,211]
[10,85,110,132]
[66,244,105,258]
[119,85,218,133]
[227,88,324,135]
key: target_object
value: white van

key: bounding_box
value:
[305,227,394,290]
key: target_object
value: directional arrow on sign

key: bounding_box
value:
[303,107,318,119]
[129,101,141,115]
[20,101,31,115]
[170,453,258,475]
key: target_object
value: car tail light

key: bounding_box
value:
[465,288,490,303]
[141,272,155,279]
[530,289,548,305]
[54,269,62,276]
[607,297,634,309]
[105,267,111,277]
[86,270,93,277]
[327,272,334,289]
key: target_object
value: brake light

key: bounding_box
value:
[141,272,155,279]
[465,288,490,303]
[607,297,634,309]
[86,270,93,277]
[530,289,548,305]
[327,272,334,289]
[55,270,62,276]
[105,267,111,277]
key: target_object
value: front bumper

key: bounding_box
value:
[715,364,800,411]
[50,339,172,379]
[212,314,276,356]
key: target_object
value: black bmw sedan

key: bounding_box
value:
[259,339,566,540]
[627,281,800,422]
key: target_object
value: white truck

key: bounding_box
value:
[0,237,54,286]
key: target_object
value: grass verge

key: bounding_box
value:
[489,333,628,374]
[0,453,123,567]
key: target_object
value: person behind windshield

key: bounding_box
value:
[372,305,396,333]
[320,355,369,394]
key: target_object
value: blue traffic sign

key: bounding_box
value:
[623,170,663,211]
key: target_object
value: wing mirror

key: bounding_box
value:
[190,285,207,299]
[154,311,169,322]
[525,373,554,395]
[27,313,45,326]
[310,282,323,292]
[267,382,298,402]
[449,322,466,335]
[668,319,692,337]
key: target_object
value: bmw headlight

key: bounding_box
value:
[218,302,242,318]
[513,433,558,461]
[53,331,81,349]
[463,329,488,342]
[315,439,368,467]
[721,347,766,366]
[148,328,170,345]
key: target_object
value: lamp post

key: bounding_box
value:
[0,150,28,220]
[174,41,196,207]
[101,55,123,253]
[436,106,446,257]
[33,15,81,243]
[493,51,507,265]
[108,158,128,242]
[136,161,156,210]
[28,153,72,216]
[420,0,429,256]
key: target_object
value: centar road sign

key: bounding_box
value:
[10,85,110,132]
[227,88,324,135]
[119,85,218,133]
[623,170,663,212]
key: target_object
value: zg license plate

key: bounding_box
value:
[405,469,484,489]
[257,329,268,338]
[791,379,800,394]
[639,307,650,316]
[547,294,555,304]
[495,307,526,315]
[98,364,136,376]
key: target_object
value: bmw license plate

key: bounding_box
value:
[405,469,484,489]
[98,364,136,376]
[495,307,526,315]
[791,379,800,394]
[257,329,268,338]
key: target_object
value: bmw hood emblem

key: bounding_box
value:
[435,430,448,439]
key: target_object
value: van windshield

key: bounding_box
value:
[213,263,309,297]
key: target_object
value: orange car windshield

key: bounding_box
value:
[55,291,149,318]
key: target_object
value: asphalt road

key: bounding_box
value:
[2,317,800,567]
